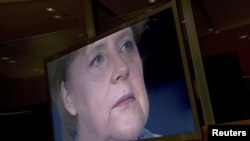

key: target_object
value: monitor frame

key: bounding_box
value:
[44,1,202,141]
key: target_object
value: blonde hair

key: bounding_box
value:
[48,51,77,141]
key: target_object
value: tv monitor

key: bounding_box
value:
[45,1,202,141]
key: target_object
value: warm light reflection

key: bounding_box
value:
[239,35,248,39]
[0,57,9,60]
[54,15,63,19]
[8,60,16,63]
[208,28,214,32]
[214,30,221,34]
[148,0,156,4]
[46,7,55,12]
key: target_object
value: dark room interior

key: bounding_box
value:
[0,0,250,140]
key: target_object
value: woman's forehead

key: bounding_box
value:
[91,27,132,47]
[79,27,133,54]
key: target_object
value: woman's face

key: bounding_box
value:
[63,27,149,141]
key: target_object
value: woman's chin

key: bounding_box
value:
[110,123,143,141]
[109,105,148,140]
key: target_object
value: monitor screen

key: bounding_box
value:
[45,1,201,141]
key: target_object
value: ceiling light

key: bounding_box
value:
[46,7,55,12]
[239,35,248,39]
[54,15,63,19]
[208,28,214,32]
[214,30,221,34]
[1,57,9,60]
[8,60,16,63]
[148,0,156,4]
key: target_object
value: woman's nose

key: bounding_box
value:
[111,55,129,84]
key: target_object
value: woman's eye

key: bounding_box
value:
[90,54,103,67]
[120,41,133,52]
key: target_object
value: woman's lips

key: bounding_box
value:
[113,93,135,109]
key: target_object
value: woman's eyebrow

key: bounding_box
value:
[91,42,107,52]
[117,29,132,40]
[82,29,132,55]
[82,41,107,57]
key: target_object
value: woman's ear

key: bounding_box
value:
[61,81,77,116]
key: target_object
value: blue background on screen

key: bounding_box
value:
[52,104,63,141]
[145,78,195,135]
